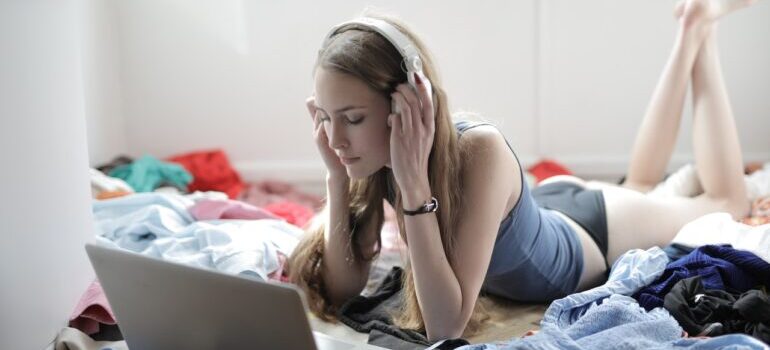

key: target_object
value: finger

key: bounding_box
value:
[305,96,316,118]
[389,113,401,141]
[414,73,435,132]
[312,110,321,127]
[391,92,411,135]
[396,84,422,132]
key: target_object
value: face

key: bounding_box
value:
[313,67,392,179]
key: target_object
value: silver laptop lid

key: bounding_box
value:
[85,243,319,350]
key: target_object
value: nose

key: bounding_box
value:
[326,120,348,150]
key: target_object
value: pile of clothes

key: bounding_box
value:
[74,149,325,340]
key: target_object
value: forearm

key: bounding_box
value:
[322,174,374,305]
[402,184,465,340]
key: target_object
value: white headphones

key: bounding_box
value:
[320,17,433,114]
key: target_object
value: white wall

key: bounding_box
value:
[0,1,96,349]
[540,0,770,176]
[91,0,769,182]
[83,0,128,166]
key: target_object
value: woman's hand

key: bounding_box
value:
[388,73,435,201]
[306,95,347,180]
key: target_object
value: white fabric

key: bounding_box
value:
[89,168,133,195]
[671,212,770,263]
[649,162,770,200]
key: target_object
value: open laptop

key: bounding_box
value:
[85,243,387,350]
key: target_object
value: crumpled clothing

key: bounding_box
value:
[67,280,116,335]
[263,200,315,228]
[189,198,280,221]
[108,155,192,193]
[47,327,127,350]
[167,149,244,199]
[671,213,770,263]
[93,192,301,280]
[743,197,770,226]
[634,245,770,311]
[527,159,572,184]
[458,248,768,350]
[664,276,770,343]
[90,168,134,197]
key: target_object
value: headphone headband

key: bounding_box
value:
[321,17,423,73]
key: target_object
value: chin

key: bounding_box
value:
[346,163,382,180]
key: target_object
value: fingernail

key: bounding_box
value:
[414,73,422,85]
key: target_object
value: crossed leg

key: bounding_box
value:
[585,0,754,273]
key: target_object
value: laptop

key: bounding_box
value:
[85,243,387,350]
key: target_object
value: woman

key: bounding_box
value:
[289,0,755,341]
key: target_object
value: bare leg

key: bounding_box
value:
[690,25,748,208]
[582,0,755,275]
[622,0,756,193]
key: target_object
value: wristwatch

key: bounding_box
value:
[403,196,439,216]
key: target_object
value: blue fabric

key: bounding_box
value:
[93,192,303,280]
[545,247,670,328]
[634,245,770,311]
[458,247,768,350]
[459,296,767,350]
[453,121,584,302]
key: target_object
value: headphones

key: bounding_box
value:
[320,17,433,115]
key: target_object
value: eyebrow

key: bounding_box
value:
[316,105,367,114]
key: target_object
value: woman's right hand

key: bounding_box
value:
[306,95,348,180]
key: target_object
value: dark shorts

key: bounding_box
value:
[531,181,609,259]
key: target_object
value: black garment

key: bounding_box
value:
[95,155,134,175]
[531,181,610,259]
[663,276,770,344]
[338,267,470,350]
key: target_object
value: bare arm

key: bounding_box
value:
[321,174,380,306]
[404,129,519,341]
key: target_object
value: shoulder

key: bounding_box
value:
[457,125,521,209]
[458,125,519,174]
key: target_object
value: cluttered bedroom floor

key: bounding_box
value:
[49,150,770,350]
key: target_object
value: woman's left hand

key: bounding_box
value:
[388,73,435,196]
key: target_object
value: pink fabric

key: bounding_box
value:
[267,252,290,283]
[238,180,323,211]
[189,199,282,221]
[68,280,116,335]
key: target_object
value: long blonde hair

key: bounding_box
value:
[288,11,488,335]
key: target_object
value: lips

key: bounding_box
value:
[339,156,360,165]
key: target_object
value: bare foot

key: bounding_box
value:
[675,0,757,23]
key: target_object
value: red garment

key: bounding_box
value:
[264,201,315,228]
[527,159,573,183]
[167,149,244,199]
